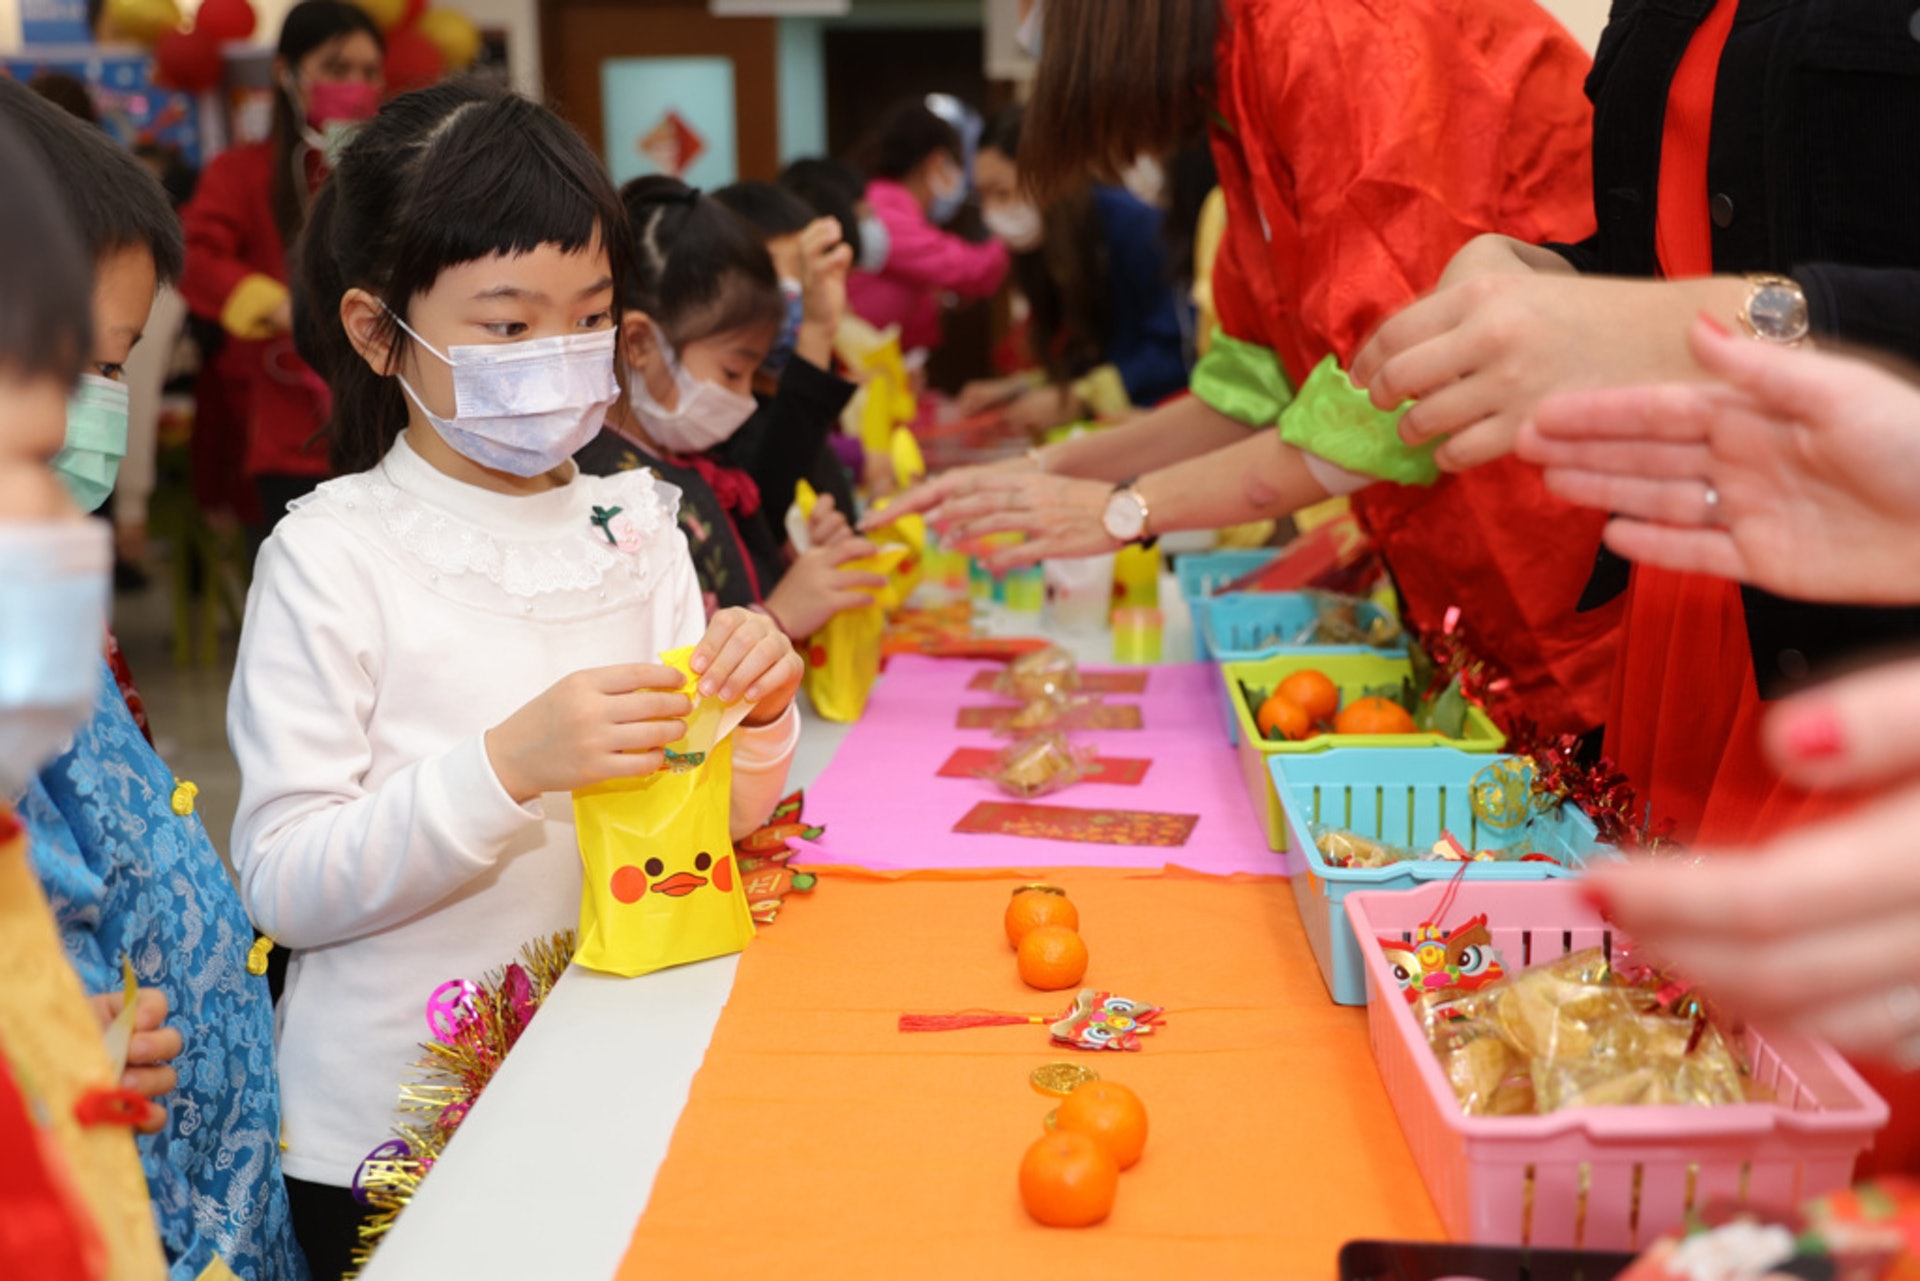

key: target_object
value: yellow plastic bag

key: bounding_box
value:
[801,542,910,723]
[572,647,757,978]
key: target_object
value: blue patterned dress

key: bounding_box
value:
[19,658,307,1281]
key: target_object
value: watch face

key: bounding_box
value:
[1749,284,1810,342]
[1103,490,1146,543]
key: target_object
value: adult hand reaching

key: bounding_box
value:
[1516,317,1920,605]
[859,453,1036,529]
[1350,236,1743,472]
[913,470,1117,571]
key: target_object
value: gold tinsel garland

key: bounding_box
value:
[347,931,577,1277]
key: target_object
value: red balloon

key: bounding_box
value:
[382,24,444,91]
[400,0,428,27]
[194,0,255,40]
[154,28,224,92]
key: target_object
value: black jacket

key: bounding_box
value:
[715,356,859,535]
[1559,0,1920,696]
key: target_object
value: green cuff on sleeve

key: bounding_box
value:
[1278,355,1440,487]
[1188,328,1293,427]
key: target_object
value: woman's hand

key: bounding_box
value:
[1587,654,1920,1067]
[1517,317,1920,604]
[922,471,1117,570]
[692,607,803,726]
[87,986,179,1133]
[1350,252,1745,471]
[1586,783,1920,1067]
[860,454,1037,529]
[956,375,1028,416]
[485,664,692,801]
[764,539,889,639]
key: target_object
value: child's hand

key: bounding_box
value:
[797,217,853,337]
[691,608,805,726]
[765,539,890,639]
[486,664,693,802]
[87,986,179,1133]
[805,492,856,548]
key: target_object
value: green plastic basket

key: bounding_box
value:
[1221,653,1507,852]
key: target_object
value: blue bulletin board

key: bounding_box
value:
[600,56,737,191]
[3,51,208,166]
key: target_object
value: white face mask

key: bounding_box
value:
[387,312,620,477]
[983,202,1044,252]
[627,325,758,456]
[856,215,891,273]
[0,521,109,799]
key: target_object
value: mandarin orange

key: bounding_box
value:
[1333,696,1418,736]
[1054,1080,1148,1169]
[1017,925,1089,991]
[1018,1130,1118,1227]
[1004,889,1079,949]
[1255,692,1311,741]
[1277,668,1340,725]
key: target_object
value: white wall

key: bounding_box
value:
[1542,0,1610,52]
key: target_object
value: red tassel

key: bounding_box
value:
[898,1011,1047,1033]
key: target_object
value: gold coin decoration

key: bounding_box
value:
[1029,1062,1099,1097]
[1012,883,1067,899]
[1469,758,1537,831]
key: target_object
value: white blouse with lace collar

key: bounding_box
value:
[228,431,799,1186]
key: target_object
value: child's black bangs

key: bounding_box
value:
[399,103,626,289]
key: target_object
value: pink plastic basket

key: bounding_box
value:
[1343,880,1887,1253]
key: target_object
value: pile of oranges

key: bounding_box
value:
[1254,667,1417,742]
[1019,1080,1150,1227]
[1005,886,1088,991]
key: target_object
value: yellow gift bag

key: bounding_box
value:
[800,537,910,723]
[572,648,758,977]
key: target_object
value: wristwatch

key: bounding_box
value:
[1101,478,1156,548]
[1738,274,1810,346]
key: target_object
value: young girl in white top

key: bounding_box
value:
[227,81,803,1278]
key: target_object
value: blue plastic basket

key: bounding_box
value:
[1175,550,1280,659]
[1272,748,1619,1006]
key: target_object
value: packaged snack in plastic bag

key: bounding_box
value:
[993,645,1082,701]
[977,732,1095,799]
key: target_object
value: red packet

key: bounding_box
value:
[957,704,1145,732]
[953,801,1198,846]
[938,747,1150,786]
[966,670,1149,696]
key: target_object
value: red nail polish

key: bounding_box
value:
[1784,712,1845,760]
[1698,311,1731,338]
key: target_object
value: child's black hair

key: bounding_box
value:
[0,76,183,285]
[854,97,961,181]
[778,157,864,262]
[620,176,784,351]
[294,81,633,475]
[711,180,814,241]
[0,117,93,386]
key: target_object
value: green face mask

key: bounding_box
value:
[55,373,130,514]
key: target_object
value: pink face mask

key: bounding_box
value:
[303,79,380,130]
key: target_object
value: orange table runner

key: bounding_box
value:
[616,866,1443,1278]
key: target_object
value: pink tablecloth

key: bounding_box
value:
[795,656,1278,874]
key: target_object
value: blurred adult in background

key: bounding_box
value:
[844,97,1009,355]
[957,104,1191,434]
[179,0,383,550]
